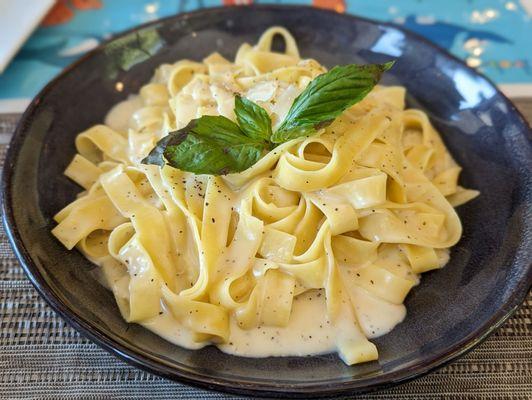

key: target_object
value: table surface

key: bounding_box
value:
[0,100,530,399]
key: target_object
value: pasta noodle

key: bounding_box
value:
[52,27,479,364]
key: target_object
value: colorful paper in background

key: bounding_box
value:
[0,0,530,112]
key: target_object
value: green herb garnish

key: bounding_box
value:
[143,61,394,175]
[142,116,265,175]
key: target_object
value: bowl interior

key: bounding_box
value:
[3,6,531,397]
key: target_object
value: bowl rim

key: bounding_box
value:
[2,4,531,398]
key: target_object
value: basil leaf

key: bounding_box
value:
[188,115,254,145]
[234,95,272,142]
[163,133,263,175]
[142,116,265,175]
[271,61,394,143]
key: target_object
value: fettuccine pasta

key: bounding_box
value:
[52,27,478,365]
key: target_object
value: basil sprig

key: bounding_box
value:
[143,61,394,175]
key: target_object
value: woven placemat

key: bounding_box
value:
[0,111,530,400]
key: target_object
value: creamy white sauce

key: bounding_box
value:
[143,289,338,357]
[94,230,407,358]
[142,312,205,350]
[221,290,335,357]
[96,86,409,360]
[350,286,406,338]
[135,288,405,358]
[105,96,143,133]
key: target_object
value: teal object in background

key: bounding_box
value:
[0,0,530,104]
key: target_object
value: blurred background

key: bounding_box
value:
[0,0,530,112]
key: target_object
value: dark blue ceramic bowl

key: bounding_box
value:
[2,5,531,398]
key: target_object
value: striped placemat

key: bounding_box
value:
[0,110,530,399]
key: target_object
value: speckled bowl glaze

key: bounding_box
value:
[2,5,531,398]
